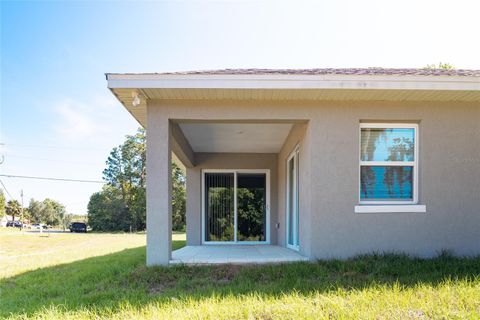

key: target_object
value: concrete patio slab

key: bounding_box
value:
[170,245,309,265]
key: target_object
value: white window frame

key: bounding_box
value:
[201,169,271,245]
[358,123,419,205]
[286,145,300,251]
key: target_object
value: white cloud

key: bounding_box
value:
[54,98,109,140]
[91,94,118,110]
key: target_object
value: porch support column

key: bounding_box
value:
[146,104,172,266]
[186,166,201,245]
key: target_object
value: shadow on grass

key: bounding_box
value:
[1,242,479,318]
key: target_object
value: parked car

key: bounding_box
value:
[13,221,23,228]
[6,221,23,227]
[69,222,87,233]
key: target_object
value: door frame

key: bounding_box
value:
[286,145,300,251]
[201,169,271,245]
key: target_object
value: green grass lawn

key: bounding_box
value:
[1,228,479,319]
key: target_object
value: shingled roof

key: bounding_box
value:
[152,68,480,77]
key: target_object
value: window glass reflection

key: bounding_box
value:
[360,166,413,200]
[361,128,414,162]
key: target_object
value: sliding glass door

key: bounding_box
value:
[203,170,269,244]
[286,148,299,250]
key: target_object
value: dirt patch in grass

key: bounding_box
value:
[211,264,243,283]
[128,264,245,295]
[2,280,16,288]
[407,309,427,319]
[127,266,177,294]
[149,282,172,295]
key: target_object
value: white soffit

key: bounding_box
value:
[179,123,293,153]
[106,73,480,127]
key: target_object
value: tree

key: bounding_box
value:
[101,128,146,231]
[425,62,454,70]
[172,162,186,231]
[88,185,128,231]
[40,200,57,226]
[88,128,187,232]
[103,128,146,193]
[6,200,21,221]
[0,190,6,217]
[43,199,65,226]
[28,199,44,223]
[28,198,67,226]
[61,213,74,231]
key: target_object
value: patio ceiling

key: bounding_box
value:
[178,122,293,153]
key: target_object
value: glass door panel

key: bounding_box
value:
[287,158,295,246]
[236,173,267,241]
[204,172,235,242]
[287,151,299,250]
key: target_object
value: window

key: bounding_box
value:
[359,123,418,205]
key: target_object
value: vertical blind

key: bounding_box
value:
[204,173,235,241]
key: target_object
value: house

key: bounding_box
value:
[1,215,19,227]
[0,216,8,227]
[106,68,480,266]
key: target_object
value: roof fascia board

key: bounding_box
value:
[107,74,480,91]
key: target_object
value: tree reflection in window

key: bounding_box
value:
[360,128,415,200]
[361,166,413,200]
[237,173,266,241]
[361,128,414,161]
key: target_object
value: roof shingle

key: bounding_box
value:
[160,68,480,77]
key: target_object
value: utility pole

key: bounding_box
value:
[20,189,24,230]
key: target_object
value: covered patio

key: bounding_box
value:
[170,120,305,264]
[136,117,306,265]
[171,245,308,264]
[107,73,311,265]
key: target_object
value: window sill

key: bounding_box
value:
[355,205,426,214]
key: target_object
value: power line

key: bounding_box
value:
[0,143,106,151]
[0,174,105,184]
[0,179,14,199]
[5,155,100,166]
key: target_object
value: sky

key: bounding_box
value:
[1,0,479,215]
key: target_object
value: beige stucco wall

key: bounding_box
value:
[276,123,311,257]
[148,98,480,261]
[307,101,480,258]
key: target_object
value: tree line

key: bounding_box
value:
[0,190,73,229]
[87,128,186,232]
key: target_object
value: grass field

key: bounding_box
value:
[1,228,479,319]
